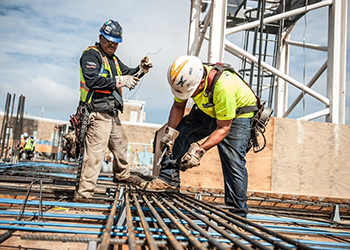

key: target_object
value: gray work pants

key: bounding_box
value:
[77,112,130,198]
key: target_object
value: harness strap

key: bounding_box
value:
[204,62,261,114]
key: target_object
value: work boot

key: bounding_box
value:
[140,178,179,192]
[113,175,142,186]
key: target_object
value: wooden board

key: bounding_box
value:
[272,118,350,198]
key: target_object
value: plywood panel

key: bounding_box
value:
[181,146,224,189]
[246,118,274,191]
[272,118,350,198]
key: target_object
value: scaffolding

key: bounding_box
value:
[187,0,347,124]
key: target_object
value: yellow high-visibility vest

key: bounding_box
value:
[80,46,122,103]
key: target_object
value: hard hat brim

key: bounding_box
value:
[100,31,122,43]
[171,87,196,100]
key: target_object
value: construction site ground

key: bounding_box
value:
[0,161,349,249]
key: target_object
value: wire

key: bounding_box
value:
[302,0,308,120]
[125,49,162,102]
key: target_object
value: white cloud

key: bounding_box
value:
[0,0,348,125]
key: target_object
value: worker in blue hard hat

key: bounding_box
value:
[75,20,153,203]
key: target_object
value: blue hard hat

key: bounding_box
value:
[99,20,123,43]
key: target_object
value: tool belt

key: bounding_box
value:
[184,103,273,153]
[64,90,93,159]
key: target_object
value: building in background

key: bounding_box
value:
[0,99,162,165]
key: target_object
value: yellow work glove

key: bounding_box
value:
[115,75,140,90]
[180,142,206,171]
[160,126,180,156]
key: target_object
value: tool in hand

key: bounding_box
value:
[156,148,167,167]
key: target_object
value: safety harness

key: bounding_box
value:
[203,62,273,153]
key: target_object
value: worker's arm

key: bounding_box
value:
[167,100,187,129]
[159,100,187,155]
[200,119,233,151]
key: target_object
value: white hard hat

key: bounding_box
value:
[23,133,28,137]
[167,55,204,100]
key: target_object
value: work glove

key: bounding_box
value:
[160,126,180,156]
[115,75,140,90]
[180,142,206,171]
[139,56,153,73]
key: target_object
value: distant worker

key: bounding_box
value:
[18,133,28,159]
[141,55,258,218]
[23,136,35,160]
[75,20,153,202]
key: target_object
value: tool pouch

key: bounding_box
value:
[250,103,273,153]
[74,105,90,153]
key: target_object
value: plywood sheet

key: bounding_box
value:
[246,117,274,191]
[272,118,350,198]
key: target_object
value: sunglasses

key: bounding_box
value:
[103,36,118,45]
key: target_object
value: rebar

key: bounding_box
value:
[99,187,120,250]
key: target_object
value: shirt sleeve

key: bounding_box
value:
[174,96,187,103]
[80,49,116,91]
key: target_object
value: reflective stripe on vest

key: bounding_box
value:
[80,46,122,103]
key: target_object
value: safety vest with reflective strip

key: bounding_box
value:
[80,46,122,103]
[24,138,35,151]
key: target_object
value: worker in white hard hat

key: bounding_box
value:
[141,55,258,218]
[75,20,153,203]
[18,133,28,159]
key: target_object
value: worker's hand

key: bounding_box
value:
[180,143,206,171]
[115,75,140,90]
[160,126,180,156]
[139,56,153,73]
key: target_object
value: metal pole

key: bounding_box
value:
[0,93,11,160]
[140,193,184,250]
[188,0,201,56]
[224,39,330,105]
[132,193,159,250]
[161,197,226,250]
[150,196,206,250]
[4,94,16,161]
[283,61,328,118]
[99,189,120,250]
[284,40,328,51]
[125,189,137,249]
[256,0,266,98]
[177,193,315,250]
[226,0,333,36]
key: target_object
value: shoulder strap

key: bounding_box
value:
[203,62,261,113]
[83,89,94,105]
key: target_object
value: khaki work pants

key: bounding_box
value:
[77,112,130,198]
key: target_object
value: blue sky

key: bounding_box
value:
[0,0,349,125]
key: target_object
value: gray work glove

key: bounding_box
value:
[180,142,206,171]
[115,75,140,90]
[160,126,180,156]
[139,56,153,73]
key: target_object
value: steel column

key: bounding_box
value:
[326,0,347,124]
[188,0,202,56]
[208,0,227,63]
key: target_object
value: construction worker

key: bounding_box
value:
[141,55,257,218]
[75,20,153,202]
[18,133,28,159]
[23,136,35,160]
